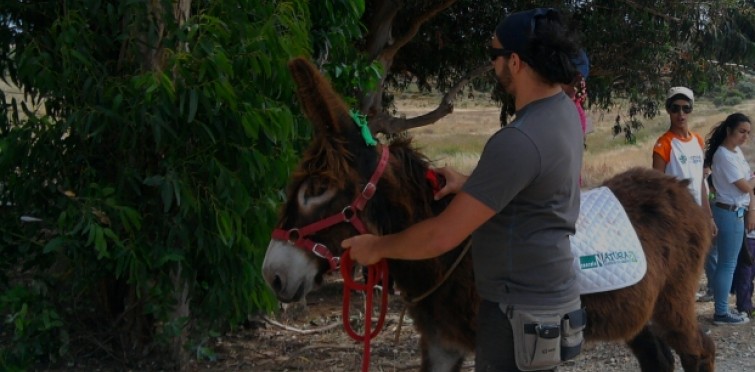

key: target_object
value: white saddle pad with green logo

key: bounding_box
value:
[570,186,646,294]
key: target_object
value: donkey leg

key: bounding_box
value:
[653,280,716,372]
[419,334,465,372]
[653,293,716,372]
[677,329,716,372]
[626,325,675,372]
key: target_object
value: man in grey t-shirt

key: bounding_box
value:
[343,8,584,371]
[465,92,582,307]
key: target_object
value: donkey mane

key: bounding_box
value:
[379,138,445,226]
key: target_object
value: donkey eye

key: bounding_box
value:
[303,179,329,198]
[297,179,337,211]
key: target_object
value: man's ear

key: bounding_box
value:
[512,52,527,70]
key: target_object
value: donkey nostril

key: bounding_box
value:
[272,275,283,292]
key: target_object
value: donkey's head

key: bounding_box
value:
[262,58,404,302]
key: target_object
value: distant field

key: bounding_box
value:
[397,93,755,189]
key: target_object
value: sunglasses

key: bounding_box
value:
[489,47,513,61]
[669,104,692,114]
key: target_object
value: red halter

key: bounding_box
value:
[271,146,391,372]
[270,146,390,271]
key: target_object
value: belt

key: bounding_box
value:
[714,202,745,212]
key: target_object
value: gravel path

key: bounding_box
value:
[202,280,755,371]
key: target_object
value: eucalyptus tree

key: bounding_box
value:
[0,0,365,369]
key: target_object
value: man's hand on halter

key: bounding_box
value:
[342,234,384,266]
[432,165,468,200]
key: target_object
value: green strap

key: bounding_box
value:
[350,109,377,147]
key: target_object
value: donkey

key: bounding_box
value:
[262,57,715,372]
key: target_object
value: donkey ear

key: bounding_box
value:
[288,57,354,138]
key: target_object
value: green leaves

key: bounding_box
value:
[0,285,65,368]
[85,224,108,259]
[0,0,370,367]
[327,60,383,106]
[188,90,199,123]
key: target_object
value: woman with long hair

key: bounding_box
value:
[705,112,755,325]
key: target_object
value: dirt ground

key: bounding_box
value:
[199,275,755,372]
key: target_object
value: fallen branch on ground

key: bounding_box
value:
[262,316,341,334]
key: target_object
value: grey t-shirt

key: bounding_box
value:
[463,92,582,306]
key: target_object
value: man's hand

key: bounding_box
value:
[342,234,384,266]
[432,166,468,200]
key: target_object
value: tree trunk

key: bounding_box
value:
[132,1,195,369]
[167,3,193,369]
[171,262,192,371]
[360,0,492,135]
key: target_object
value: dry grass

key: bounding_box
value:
[399,95,755,188]
[402,105,499,172]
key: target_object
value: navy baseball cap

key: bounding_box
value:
[494,8,557,64]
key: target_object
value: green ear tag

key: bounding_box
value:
[349,109,377,147]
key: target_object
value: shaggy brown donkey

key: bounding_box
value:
[262,57,715,372]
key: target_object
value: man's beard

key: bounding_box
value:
[498,62,513,94]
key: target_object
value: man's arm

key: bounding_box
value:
[700,179,713,215]
[342,192,495,266]
[651,152,666,172]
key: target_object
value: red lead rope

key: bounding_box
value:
[340,250,390,372]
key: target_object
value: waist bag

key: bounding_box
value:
[502,298,586,371]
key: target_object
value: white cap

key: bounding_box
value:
[666,86,694,105]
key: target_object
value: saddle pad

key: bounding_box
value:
[570,186,646,294]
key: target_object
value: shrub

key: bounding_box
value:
[0,0,370,368]
[736,80,755,99]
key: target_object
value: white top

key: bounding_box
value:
[712,146,751,208]
[653,131,705,205]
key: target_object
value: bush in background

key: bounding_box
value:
[711,75,755,107]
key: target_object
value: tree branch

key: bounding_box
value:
[262,316,342,335]
[382,0,458,61]
[617,0,681,22]
[370,63,492,134]
[364,0,402,60]
[441,64,492,107]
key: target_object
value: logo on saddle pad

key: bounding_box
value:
[579,251,638,270]
[572,187,647,294]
